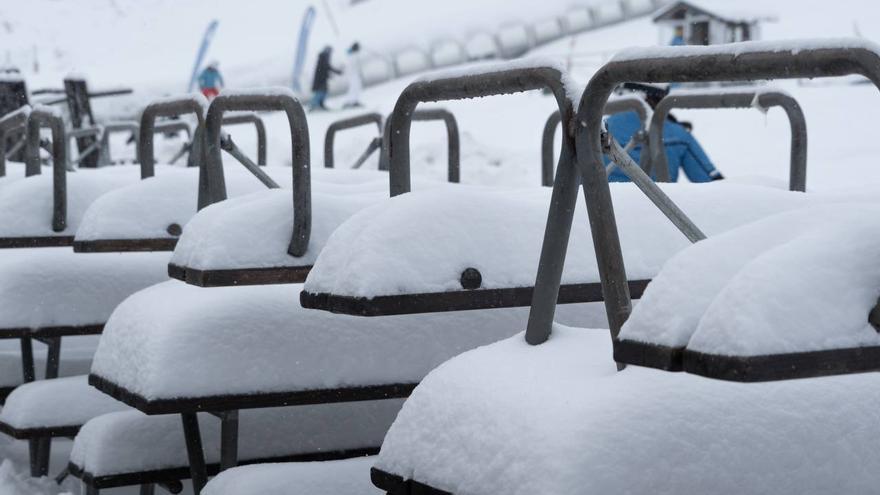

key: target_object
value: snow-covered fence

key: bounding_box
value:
[323,112,383,169]
[649,90,807,190]
[25,107,67,232]
[526,42,880,384]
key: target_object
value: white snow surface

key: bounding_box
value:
[204,457,380,495]
[621,203,880,356]
[0,248,169,330]
[0,166,140,239]
[304,183,810,298]
[0,376,128,430]
[70,401,403,476]
[90,281,607,400]
[376,325,880,494]
[612,37,880,62]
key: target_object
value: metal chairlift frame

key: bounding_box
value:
[324,112,383,169]
[0,107,30,177]
[378,109,461,182]
[648,90,807,190]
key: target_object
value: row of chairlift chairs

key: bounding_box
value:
[0,39,875,494]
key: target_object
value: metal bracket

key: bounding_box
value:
[649,90,807,189]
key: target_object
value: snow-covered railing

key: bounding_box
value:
[202,90,311,256]
[25,106,67,233]
[649,89,807,189]
[386,62,576,197]
[379,109,460,183]
[542,95,652,187]
[324,112,383,169]
[525,40,880,383]
[137,94,208,180]
[0,105,30,176]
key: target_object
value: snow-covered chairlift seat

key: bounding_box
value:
[0,106,143,248]
[165,90,393,287]
[298,64,811,316]
[87,280,601,492]
[69,402,400,493]
[369,39,880,494]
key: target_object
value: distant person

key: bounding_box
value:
[309,46,342,111]
[670,26,686,46]
[605,83,723,183]
[342,42,363,108]
[198,61,224,100]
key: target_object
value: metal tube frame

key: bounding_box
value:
[381,109,461,183]
[649,90,808,190]
[97,121,139,165]
[202,92,311,256]
[138,95,207,180]
[542,95,651,187]
[0,107,30,177]
[324,113,383,169]
[524,43,880,349]
[66,126,103,166]
[387,66,571,197]
[25,107,68,232]
[218,112,267,166]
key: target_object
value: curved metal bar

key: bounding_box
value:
[381,109,461,182]
[220,112,267,166]
[66,126,103,166]
[25,107,67,232]
[153,120,193,140]
[525,41,880,346]
[138,95,207,179]
[324,113,383,169]
[203,91,310,256]
[98,121,139,165]
[649,90,808,190]
[0,106,30,177]
[542,95,651,187]
[388,65,573,196]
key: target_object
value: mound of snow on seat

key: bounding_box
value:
[0,376,128,430]
[0,249,169,330]
[376,326,880,494]
[71,401,402,477]
[204,457,380,495]
[0,167,138,238]
[90,281,604,400]
[620,203,880,356]
[305,183,810,297]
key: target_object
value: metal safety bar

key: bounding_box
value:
[381,109,461,184]
[98,121,139,165]
[388,65,574,197]
[138,95,208,179]
[542,95,651,187]
[0,106,30,177]
[202,91,310,256]
[525,42,880,352]
[324,113,383,169]
[66,126,103,166]
[219,112,267,166]
[25,107,67,232]
[649,90,807,190]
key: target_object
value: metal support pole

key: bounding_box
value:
[219,134,280,188]
[19,335,35,383]
[26,107,68,231]
[43,336,61,379]
[0,106,29,177]
[219,410,239,471]
[219,112,267,166]
[180,413,207,494]
[139,483,156,495]
[351,137,382,169]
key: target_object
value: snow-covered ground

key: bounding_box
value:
[2,0,880,493]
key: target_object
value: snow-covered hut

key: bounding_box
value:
[653,1,777,46]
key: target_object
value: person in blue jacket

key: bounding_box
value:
[198,61,224,100]
[605,83,723,183]
[670,26,686,46]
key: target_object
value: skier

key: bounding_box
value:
[198,61,224,100]
[605,83,723,183]
[309,46,342,111]
[342,42,363,108]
